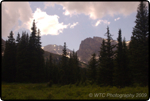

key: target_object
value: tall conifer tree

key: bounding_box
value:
[129,1,148,86]
[104,27,114,86]
[88,53,97,84]
[2,31,16,82]
[113,29,130,87]
[97,39,107,85]
[60,42,68,85]
[16,32,29,82]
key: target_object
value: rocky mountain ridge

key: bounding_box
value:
[2,37,130,64]
[76,36,118,63]
[43,44,72,58]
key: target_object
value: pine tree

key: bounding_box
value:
[97,27,114,86]
[16,32,29,82]
[26,20,45,83]
[68,52,74,84]
[113,29,122,87]
[60,42,68,85]
[88,53,97,84]
[104,27,114,86]
[113,29,130,87]
[129,1,148,86]
[28,20,37,82]
[48,53,53,82]
[122,37,131,86]
[97,39,107,85]
[35,29,45,82]
[2,31,17,82]
[74,52,81,85]
[16,32,20,44]
[30,20,37,47]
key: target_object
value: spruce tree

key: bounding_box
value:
[48,53,53,82]
[27,20,45,83]
[68,52,74,84]
[16,32,20,44]
[97,27,114,86]
[35,29,45,82]
[72,51,81,85]
[44,57,49,82]
[113,29,123,87]
[88,53,97,84]
[60,42,68,85]
[113,29,130,87]
[104,27,114,86]
[74,52,81,84]
[16,32,29,82]
[97,39,107,85]
[122,37,131,86]
[2,31,16,82]
[129,1,148,86]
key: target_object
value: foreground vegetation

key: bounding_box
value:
[1,83,149,100]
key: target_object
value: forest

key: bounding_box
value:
[1,1,149,100]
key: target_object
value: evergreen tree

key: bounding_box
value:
[52,60,59,84]
[27,20,37,82]
[105,27,114,86]
[98,27,114,86]
[129,1,148,86]
[16,32,20,44]
[122,37,131,86]
[68,50,80,84]
[113,29,123,87]
[73,52,81,84]
[60,42,68,85]
[97,39,107,85]
[113,29,130,87]
[26,20,45,83]
[35,29,45,82]
[2,31,16,82]
[16,32,29,82]
[48,53,53,82]
[88,53,97,84]
[44,57,49,82]
[26,33,29,43]
[68,52,74,84]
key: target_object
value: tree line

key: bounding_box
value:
[2,19,81,84]
[2,2,148,87]
[88,2,148,87]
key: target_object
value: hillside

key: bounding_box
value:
[77,36,118,64]
[43,50,62,63]
[43,44,72,56]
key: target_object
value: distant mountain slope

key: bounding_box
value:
[43,50,62,62]
[76,36,128,64]
[43,44,72,57]
[2,37,130,65]
[43,50,87,68]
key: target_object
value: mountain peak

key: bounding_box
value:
[43,44,72,56]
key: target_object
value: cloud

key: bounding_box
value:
[70,22,78,28]
[2,2,78,37]
[33,8,70,35]
[44,2,55,9]
[44,2,140,20]
[114,17,120,21]
[95,20,110,26]
[2,2,33,38]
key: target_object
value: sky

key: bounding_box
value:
[1,1,149,51]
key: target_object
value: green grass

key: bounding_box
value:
[1,82,149,100]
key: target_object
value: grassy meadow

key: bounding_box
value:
[1,82,149,100]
